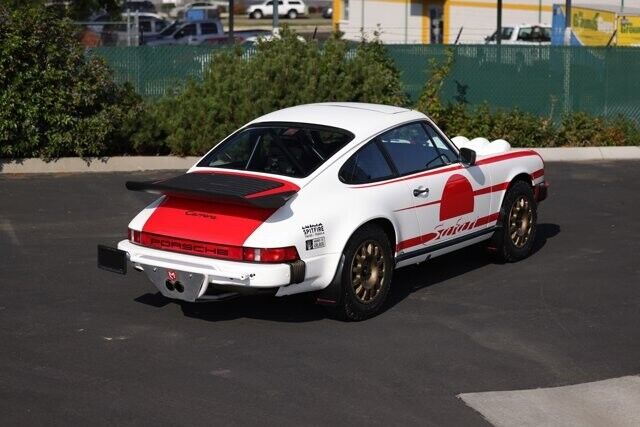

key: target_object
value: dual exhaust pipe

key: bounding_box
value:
[165,280,184,293]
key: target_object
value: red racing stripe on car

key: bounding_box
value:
[531,169,544,179]
[353,150,541,188]
[396,232,437,251]
[141,196,276,247]
[394,182,509,213]
[396,211,500,252]
[473,182,510,196]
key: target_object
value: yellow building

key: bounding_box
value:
[331,0,635,44]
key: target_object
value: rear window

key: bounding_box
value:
[198,123,354,178]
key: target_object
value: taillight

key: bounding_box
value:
[242,246,299,263]
[128,228,141,244]
[132,229,299,264]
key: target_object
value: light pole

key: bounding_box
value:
[229,0,234,43]
[273,0,279,33]
[497,0,502,45]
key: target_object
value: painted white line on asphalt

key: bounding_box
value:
[0,219,20,246]
[459,375,640,427]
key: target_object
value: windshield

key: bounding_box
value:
[488,27,513,41]
[197,123,354,178]
[159,21,178,36]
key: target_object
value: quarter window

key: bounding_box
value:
[339,142,395,184]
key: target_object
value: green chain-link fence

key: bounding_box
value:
[90,45,640,122]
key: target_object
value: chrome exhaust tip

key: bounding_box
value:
[165,280,175,291]
[174,282,184,293]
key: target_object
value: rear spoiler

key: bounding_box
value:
[125,172,299,209]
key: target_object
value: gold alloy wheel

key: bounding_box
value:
[509,196,533,248]
[351,240,386,304]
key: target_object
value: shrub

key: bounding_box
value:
[0,6,142,158]
[152,28,409,156]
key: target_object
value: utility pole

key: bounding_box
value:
[565,0,572,45]
[273,0,279,33]
[229,0,234,43]
[496,0,502,45]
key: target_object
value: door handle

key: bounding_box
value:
[413,187,429,197]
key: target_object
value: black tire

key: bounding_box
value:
[287,9,298,19]
[252,9,263,19]
[491,180,537,262]
[327,224,394,321]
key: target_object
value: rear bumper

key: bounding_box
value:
[104,240,304,302]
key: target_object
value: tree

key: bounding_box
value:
[0,6,140,158]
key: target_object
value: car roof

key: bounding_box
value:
[248,103,427,140]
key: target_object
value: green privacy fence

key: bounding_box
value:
[90,45,640,121]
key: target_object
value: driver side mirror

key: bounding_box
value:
[460,147,476,167]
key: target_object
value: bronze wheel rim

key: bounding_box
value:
[509,196,533,248]
[351,240,386,304]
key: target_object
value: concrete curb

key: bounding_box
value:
[0,156,200,174]
[532,146,640,162]
[1,147,639,174]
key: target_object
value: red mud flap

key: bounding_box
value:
[534,181,549,203]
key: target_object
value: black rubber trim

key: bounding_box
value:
[126,173,295,209]
[395,227,496,263]
[289,260,306,284]
[97,245,127,274]
[535,182,548,202]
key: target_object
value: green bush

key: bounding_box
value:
[0,6,140,158]
[149,28,409,156]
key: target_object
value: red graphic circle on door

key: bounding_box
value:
[440,174,474,221]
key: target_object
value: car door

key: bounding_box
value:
[377,121,491,254]
[339,140,421,258]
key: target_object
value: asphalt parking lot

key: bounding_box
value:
[1,161,639,426]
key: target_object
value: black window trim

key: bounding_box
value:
[338,119,461,186]
[196,121,355,178]
[338,139,398,185]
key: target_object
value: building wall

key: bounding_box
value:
[333,0,637,44]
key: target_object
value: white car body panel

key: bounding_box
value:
[117,103,545,301]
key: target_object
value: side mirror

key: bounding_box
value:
[460,147,476,167]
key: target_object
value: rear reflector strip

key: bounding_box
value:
[139,231,243,261]
[129,229,300,264]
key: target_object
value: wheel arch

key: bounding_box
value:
[315,216,397,306]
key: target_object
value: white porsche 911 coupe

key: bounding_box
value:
[98,103,547,320]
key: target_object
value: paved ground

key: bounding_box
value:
[0,162,639,426]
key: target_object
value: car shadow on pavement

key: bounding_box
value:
[383,222,561,313]
[135,223,560,323]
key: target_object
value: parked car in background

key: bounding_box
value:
[322,7,332,19]
[247,0,308,19]
[145,19,225,45]
[486,24,551,44]
[170,1,225,18]
[122,1,156,13]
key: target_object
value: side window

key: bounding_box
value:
[517,27,533,41]
[379,122,448,175]
[175,24,196,38]
[422,122,458,164]
[339,142,395,184]
[201,23,218,34]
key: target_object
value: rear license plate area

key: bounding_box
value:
[97,245,127,274]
